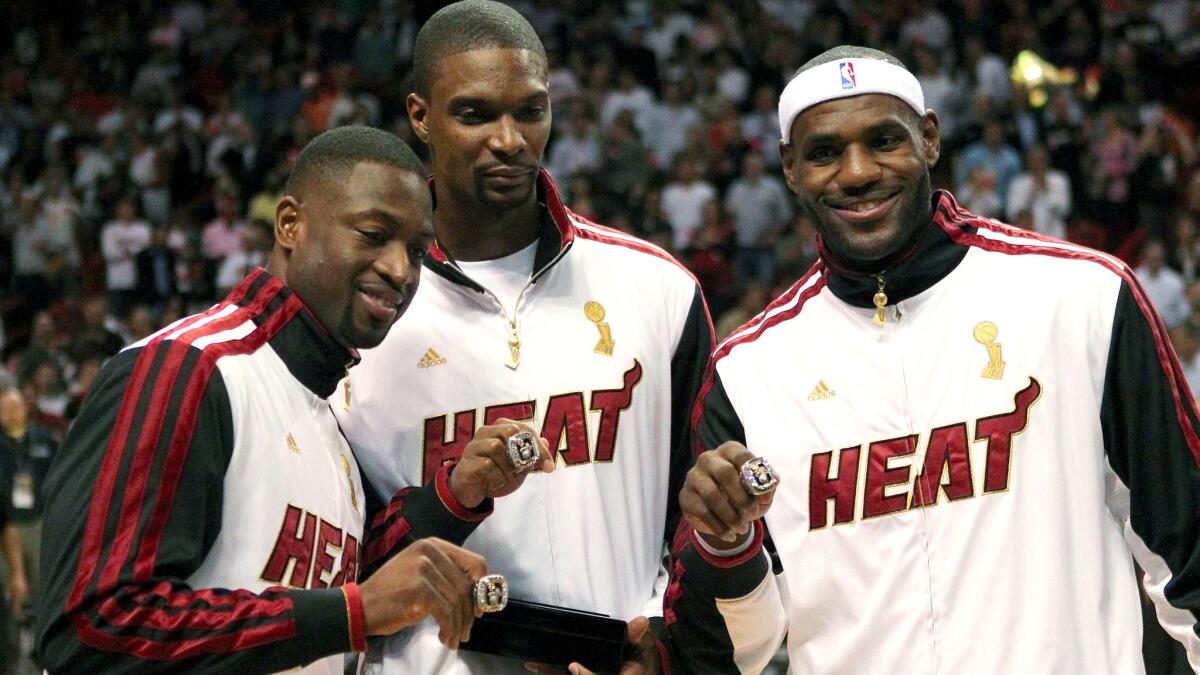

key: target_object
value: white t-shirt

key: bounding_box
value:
[455,240,538,317]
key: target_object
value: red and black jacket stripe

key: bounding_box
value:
[37,270,362,673]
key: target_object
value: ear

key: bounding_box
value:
[408,93,431,144]
[779,140,799,194]
[274,196,303,254]
[920,110,941,168]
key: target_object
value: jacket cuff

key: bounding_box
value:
[343,583,368,652]
[291,588,357,663]
[679,522,769,599]
[435,461,494,522]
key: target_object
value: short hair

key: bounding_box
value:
[412,0,546,98]
[796,45,908,77]
[284,126,426,196]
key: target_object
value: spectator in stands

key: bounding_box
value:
[99,195,152,318]
[134,226,178,311]
[201,193,246,262]
[662,155,717,250]
[215,218,271,296]
[600,110,652,200]
[725,152,791,288]
[1138,238,1190,329]
[716,282,769,340]
[955,119,1023,205]
[0,387,57,634]
[546,100,601,181]
[1007,145,1072,241]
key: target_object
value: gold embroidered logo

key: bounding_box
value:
[286,433,301,454]
[340,454,358,510]
[585,301,615,356]
[418,347,448,368]
[974,321,1006,380]
[808,380,836,401]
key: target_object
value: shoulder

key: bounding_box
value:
[566,210,700,288]
[713,263,827,367]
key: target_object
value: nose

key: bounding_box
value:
[375,240,416,290]
[836,143,882,192]
[488,115,527,157]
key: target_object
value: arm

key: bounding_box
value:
[1,480,26,619]
[664,369,787,675]
[360,420,551,580]
[1101,280,1200,670]
[37,347,364,674]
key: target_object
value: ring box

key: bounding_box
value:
[461,599,631,674]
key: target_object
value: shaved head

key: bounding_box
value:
[412,0,546,98]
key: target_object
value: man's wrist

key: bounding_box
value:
[446,463,481,509]
[695,522,757,556]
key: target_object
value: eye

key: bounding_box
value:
[806,146,837,164]
[518,105,546,122]
[456,108,486,124]
[409,244,429,261]
[874,135,903,151]
[357,228,386,245]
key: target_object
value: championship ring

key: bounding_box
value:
[740,457,778,496]
[506,431,539,473]
[474,574,509,614]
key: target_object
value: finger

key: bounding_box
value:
[423,541,478,628]
[626,616,650,644]
[437,540,489,580]
[568,663,594,675]
[690,472,742,534]
[422,577,458,647]
[715,441,755,466]
[680,486,733,537]
[537,435,556,473]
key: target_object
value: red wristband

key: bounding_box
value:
[342,583,368,652]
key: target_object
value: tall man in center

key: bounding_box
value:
[334,2,713,673]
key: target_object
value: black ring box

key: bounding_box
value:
[461,599,631,674]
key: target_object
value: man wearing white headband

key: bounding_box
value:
[665,45,1200,673]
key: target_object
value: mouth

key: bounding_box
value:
[823,191,901,225]
[357,286,404,323]
[481,166,536,186]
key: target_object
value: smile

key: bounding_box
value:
[825,192,900,224]
[358,288,403,322]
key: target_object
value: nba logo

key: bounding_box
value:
[839,62,856,89]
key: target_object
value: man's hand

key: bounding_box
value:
[359,537,487,649]
[449,419,554,509]
[680,441,777,549]
[7,570,28,617]
[525,616,660,675]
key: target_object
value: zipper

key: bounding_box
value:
[484,284,533,369]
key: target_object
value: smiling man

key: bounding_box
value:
[334,2,713,674]
[666,46,1200,673]
[36,127,494,673]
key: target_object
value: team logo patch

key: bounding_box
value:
[974,321,1006,379]
[584,301,615,356]
[839,61,856,89]
[418,347,447,368]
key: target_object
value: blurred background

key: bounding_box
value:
[0,0,1197,673]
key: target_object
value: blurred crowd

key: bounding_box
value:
[1,0,1200,669]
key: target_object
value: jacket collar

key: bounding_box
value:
[234,268,359,398]
[423,169,575,292]
[820,190,975,308]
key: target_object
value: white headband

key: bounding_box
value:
[778,58,926,143]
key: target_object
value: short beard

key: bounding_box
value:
[805,170,933,273]
[473,174,537,210]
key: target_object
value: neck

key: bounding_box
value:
[434,187,542,262]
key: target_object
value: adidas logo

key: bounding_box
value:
[417,348,447,368]
[808,380,835,401]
